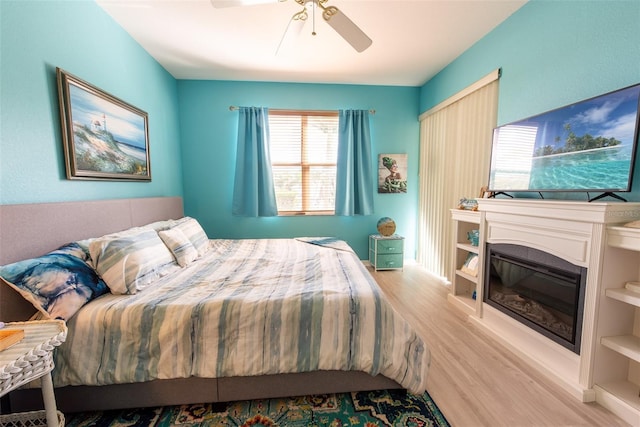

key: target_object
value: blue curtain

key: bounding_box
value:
[232,107,278,217]
[335,109,374,216]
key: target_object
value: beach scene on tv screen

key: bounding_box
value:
[490,84,640,192]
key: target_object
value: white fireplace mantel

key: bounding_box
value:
[470,199,640,407]
[480,199,640,268]
[479,198,640,225]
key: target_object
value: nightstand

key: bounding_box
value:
[369,234,404,271]
[0,320,67,427]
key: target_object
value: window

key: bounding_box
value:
[268,110,339,215]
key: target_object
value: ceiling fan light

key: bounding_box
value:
[321,6,372,52]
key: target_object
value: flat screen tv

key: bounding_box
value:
[487,83,640,201]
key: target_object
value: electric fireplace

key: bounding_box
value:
[484,243,586,354]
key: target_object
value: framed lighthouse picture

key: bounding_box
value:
[56,68,151,181]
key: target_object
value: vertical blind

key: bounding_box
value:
[268,111,339,214]
[417,72,499,281]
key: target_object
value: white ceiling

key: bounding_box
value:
[96,0,527,87]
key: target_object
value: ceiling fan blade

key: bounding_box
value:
[210,0,282,8]
[276,8,307,55]
[321,5,372,53]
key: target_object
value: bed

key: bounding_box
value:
[0,197,430,413]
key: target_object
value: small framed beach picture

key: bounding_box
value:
[378,154,407,193]
[56,68,151,181]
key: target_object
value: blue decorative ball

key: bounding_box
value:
[377,217,396,236]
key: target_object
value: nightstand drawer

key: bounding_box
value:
[375,239,403,254]
[372,253,403,269]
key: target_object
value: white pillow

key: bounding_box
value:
[158,228,199,267]
[90,229,178,294]
[144,219,176,231]
[171,217,210,257]
[79,226,149,268]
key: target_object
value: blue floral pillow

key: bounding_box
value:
[0,242,108,320]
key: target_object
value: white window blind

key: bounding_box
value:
[417,70,499,280]
[268,110,339,215]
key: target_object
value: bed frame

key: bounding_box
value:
[0,197,400,413]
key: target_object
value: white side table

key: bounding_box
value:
[0,320,67,427]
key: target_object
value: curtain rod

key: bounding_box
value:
[229,106,375,114]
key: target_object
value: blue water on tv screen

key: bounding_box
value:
[488,83,640,193]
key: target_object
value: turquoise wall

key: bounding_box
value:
[420,0,640,200]
[0,0,183,205]
[177,81,420,259]
[7,0,638,257]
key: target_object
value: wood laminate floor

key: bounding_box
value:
[368,262,629,427]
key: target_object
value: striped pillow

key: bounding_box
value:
[90,229,178,295]
[158,228,199,267]
[172,217,210,257]
[144,219,175,232]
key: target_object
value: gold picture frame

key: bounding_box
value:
[57,68,151,181]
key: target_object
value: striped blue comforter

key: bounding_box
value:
[53,238,430,393]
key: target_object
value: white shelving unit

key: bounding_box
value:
[448,209,483,317]
[444,199,640,424]
[593,225,640,425]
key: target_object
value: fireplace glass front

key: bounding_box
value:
[484,243,586,354]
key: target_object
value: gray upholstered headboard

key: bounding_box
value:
[0,196,184,321]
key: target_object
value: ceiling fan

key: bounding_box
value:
[210,0,372,53]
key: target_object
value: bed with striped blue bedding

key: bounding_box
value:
[53,238,430,393]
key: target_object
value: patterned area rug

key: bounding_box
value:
[65,389,449,427]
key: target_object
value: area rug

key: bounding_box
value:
[65,389,450,427]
